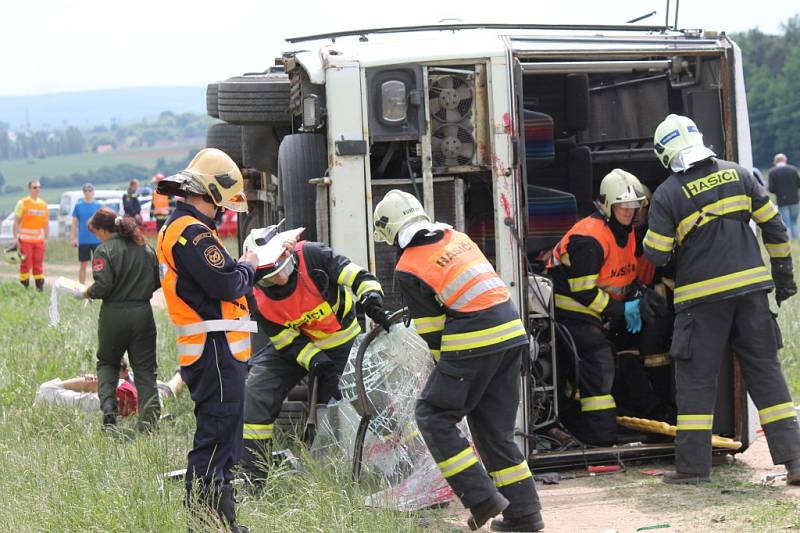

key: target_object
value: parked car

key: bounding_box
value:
[1,204,60,243]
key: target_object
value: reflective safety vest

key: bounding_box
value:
[156,215,256,366]
[398,229,511,312]
[17,196,48,243]
[549,216,637,300]
[253,241,361,352]
[152,192,170,217]
[637,254,656,286]
[396,229,526,355]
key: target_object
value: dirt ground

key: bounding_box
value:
[441,435,800,533]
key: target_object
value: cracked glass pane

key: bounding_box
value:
[312,324,470,511]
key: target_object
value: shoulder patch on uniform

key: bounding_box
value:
[92,258,105,272]
[203,245,226,268]
[192,231,215,245]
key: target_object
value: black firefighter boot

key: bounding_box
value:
[467,492,509,531]
[217,484,250,533]
[35,278,45,292]
[20,278,29,288]
[662,471,711,484]
[786,458,800,485]
[491,511,545,532]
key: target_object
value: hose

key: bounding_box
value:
[554,321,580,402]
[352,308,409,483]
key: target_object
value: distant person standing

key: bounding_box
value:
[71,183,102,284]
[151,174,171,232]
[13,180,49,291]
[122,178,143,224]
[769,153,800,240]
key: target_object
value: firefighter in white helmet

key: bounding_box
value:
[155,148,258,531]
[644,114,800,485]
[546,169,649,446]
[373,190,542,532]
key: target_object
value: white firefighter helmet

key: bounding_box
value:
[598,169,646,218]
[373,189,430,245]
[653,114,715,172]
[157,148,248,212]
[242,221,297,286]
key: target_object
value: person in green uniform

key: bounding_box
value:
[78,208,161,431]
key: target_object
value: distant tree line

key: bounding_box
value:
[0,125,85,160]
[733,15,800,167]
[34,150,199,190]
[0,111,211,162]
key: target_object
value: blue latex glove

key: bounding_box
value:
[624,299,642,333]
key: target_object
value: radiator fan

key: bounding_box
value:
[431,123,475,167]
[429,75,474,123]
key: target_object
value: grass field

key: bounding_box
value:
[1,239,799,531]
[0,144,200,215]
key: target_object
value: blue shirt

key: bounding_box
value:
[72,199,102,245]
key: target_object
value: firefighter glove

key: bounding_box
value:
[640,288,668,324]
[309,356,342,404]
[624,299,642,333]
[771,258,797,307]
[362,291,391,332]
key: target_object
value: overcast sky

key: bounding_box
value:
[2,0,797,96]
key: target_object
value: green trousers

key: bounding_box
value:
[96,301,159,431]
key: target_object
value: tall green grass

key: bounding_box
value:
[0,282,426,532]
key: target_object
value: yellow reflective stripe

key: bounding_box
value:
[270,328,299,350]
[759,402,797,425]
[437,447,479,478]
[336,262,362,287]
[296,343,322,370]
[414,314,446,335]
[489,461,532,487]
[554,294,601,319]
[313,318,361,349]
[643,229,675,253]
[643,353,671,367]
[580,394,616,412]
[677,414,713,430]
[675,195,751,244]
[356,280,383,300]
[440,319,526,352]
[765,242,792,258]
[752,201,779,223]
[177,236,187,245]
[588,290,610,313]
[430,349,441,362]
[568,274,599,292]
[243,423,274,440]
[673,266,772,304]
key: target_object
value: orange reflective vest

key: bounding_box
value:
[152,192,170,217]
[637,254,656,286]
[396,229,526,355]
[396,229,511,313]
[253,241,360,351]
[549,216,637,300]
[17,197,48,243]
[156,215,255,366]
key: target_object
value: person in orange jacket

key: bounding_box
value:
[13,180,49,291]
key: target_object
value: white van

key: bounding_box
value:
[58,190,124,235]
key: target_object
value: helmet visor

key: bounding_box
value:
[222,192,248,213]
[615,200,642,209]
[256,255,294,287]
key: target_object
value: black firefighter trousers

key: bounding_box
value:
[239,340,353,478]
[671,290,800,476]
[415,346,541,520]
